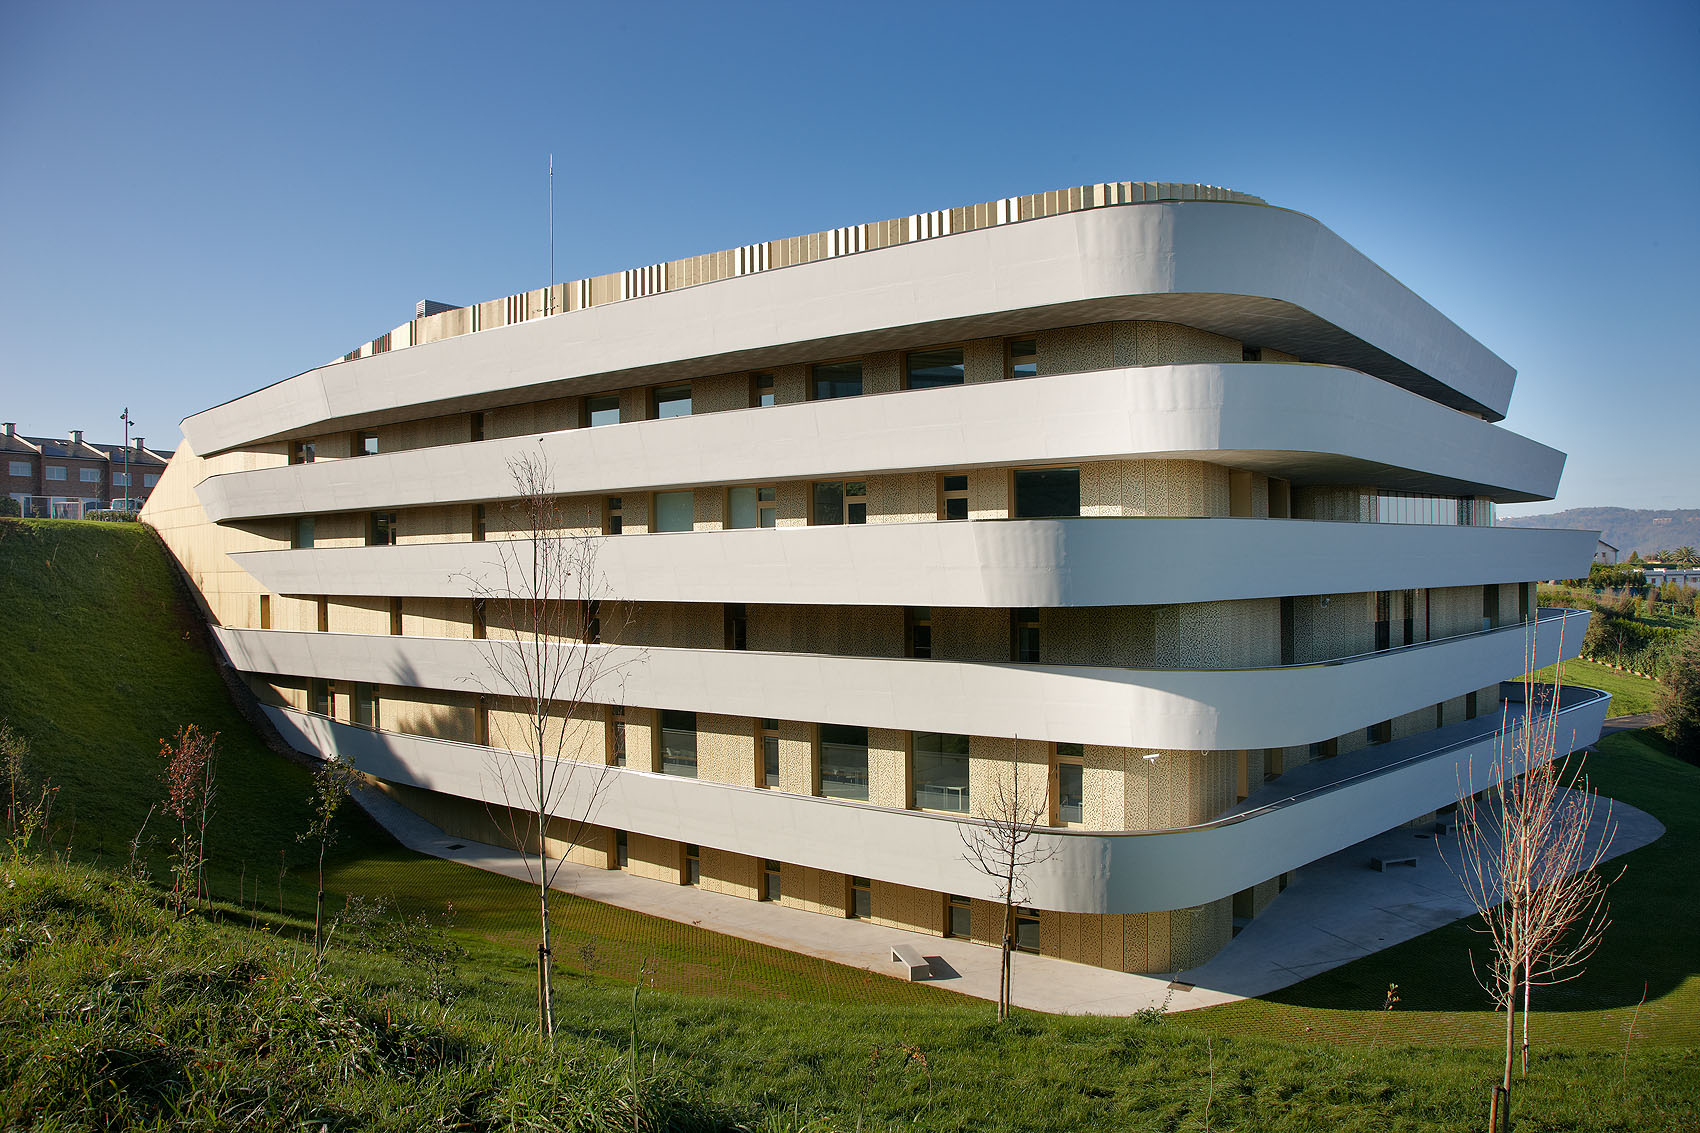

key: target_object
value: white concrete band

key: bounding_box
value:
[232,519,1599,609]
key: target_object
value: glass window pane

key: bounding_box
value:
[654,385,691,418]
[660,709,697,777]
[763,736,780,788]
[588,395,620,427]
[906,348,965,389]
[945,497,968,520]
[728,485,758,529]
[812,361,863,401]
[654,490,694,532]
[1013,468,1080,518]
[1058,763,1084,824]
[819,723,868,801]
[812,482,844,525]
[294,516,315,549]
[913,732,970,813]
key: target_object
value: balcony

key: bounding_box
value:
[214,608,1588,753]
[232,517,1597,609]
[262,682,1607,915]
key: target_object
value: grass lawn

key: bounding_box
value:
[1532,658,1663,717]
[1186,728,1698,1051]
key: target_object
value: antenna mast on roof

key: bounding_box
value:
[546,154,554,317]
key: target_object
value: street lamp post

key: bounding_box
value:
[119,408,132,512]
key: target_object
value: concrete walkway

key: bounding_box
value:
[352,733,1664,1017]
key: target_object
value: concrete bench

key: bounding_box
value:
[890,943,932,981]
[1371,855,1417,872]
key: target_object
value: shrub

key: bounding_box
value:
[1661,629,1700,763]
[0,496,19,518]
[84,509,138,523]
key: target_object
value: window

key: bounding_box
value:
[615,829,629,867]
[1483,586,1500,631]
[751,373,775,408]
[582,599,601,644]
[947,894,972,938]
[389,597,403,636]
[587,394,620,427]
[938,474,969,520]
[684,843,701,885]
[849,876,871,919]
[608,705,626,767]
[309,678,330,717]
[728,485,778,529]
[1055,742,1084,825]
[142,473,158,487]
[316,597,329,633]
[292,516,315,550]
[653,490,694,532]
[1402,589,1416,645]
[1280,596,1296,665]
[1007,338,1038,380]
[604,496,624,535]
[291,441,316,464]
[905,607,932,658]
[79,467,101,483]
[259,594,271,630]
[1310,737,1338,761]
[913,732,970,813]
[759,718,780,788]
[469,412,485,442]
[474,696,490,746]
[1466,690,1479,720]
[905,347,964,389]
[652,384,692,419]
[353,683,379,729]
[1375,591,1392,651]
[723,602,747,650]
[1367,720,1392,745]
[356,431,379,457]
[811,480,867,525]
[811,360,862,401]
[473,504,486,541]
[659,710,697,778]
[763,859,782,901]
[45,465,65,481]
[1013,467,1079,518]
[1015,908,1040,953]
[471,597,486,640]
[368,511,397,546]
[7,461,29,477]
[111,471,129,486]
[1012,609,1040,663]
[818,723,869,801]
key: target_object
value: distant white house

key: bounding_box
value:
[1645,566,1700,589]
[1594,539,1619,565]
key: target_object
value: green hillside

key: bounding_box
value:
[3,517,1698,1131]
[1499,507,1700,557]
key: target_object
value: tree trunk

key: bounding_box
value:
[315,842,326,955]
[537,740,555,1041]
[1000,900,1014,1023]
[1521,969,1531,1076]
[1501,971,1517,1130]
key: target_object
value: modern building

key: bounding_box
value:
[3,423,170,517]
[1645,566,1700,589]
[143,181,1606,974]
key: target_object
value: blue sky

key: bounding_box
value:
[2,0,1694,513]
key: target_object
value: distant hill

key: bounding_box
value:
[1498,507,1700,557]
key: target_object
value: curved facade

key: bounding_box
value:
[145,180,1601,974]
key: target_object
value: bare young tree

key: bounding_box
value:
[1447,639,1619,1132]
[464,446,635,1041]
[298,758,364,956]
[958,746,1057,1022]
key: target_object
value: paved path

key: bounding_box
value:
[1601,712,1663,737]
[352,766,1664,1017]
